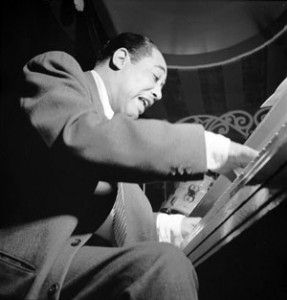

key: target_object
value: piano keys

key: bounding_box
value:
[183,77,287,267]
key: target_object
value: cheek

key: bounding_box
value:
[129,74,150,92]
[124,99,141,118]
[125,98,138,111]
[120,79,137,99]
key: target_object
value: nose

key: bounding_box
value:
[152,85,163,101]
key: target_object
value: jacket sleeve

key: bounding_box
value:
[21,51,207,183]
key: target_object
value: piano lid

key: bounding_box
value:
[261,76,287,108]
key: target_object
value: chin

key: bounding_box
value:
[132,114,140,120]
[126,108,141,119]
[127,112,139,119]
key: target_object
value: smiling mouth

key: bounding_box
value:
[139,97,151,109]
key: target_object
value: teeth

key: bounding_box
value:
[139,97,149,108]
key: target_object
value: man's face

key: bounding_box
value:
[113,48,167,119]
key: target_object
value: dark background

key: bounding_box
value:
[1,1,287,299]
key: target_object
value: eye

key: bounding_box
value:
[153,74,159,82]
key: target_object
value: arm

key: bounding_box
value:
[156,132,258,248]
[21,51,207,183]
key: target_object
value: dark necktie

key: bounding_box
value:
[112,183,127,246]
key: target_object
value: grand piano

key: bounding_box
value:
[182,78,287,300]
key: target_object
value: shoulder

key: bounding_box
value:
[25,51,83,76]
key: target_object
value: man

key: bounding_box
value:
[0,33,257,300]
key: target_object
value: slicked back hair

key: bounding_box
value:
[95,32,158,66]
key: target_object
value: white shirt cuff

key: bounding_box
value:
[204,131,231,171]
[156,212,185,248]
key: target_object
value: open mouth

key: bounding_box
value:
[139,96,151,109]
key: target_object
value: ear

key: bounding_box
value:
[111,48,130,70]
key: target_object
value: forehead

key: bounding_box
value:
[137,48,167,75]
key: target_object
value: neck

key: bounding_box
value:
[94,64,117,111]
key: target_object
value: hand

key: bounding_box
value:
[181,216,201,239]
[215,142,259,175]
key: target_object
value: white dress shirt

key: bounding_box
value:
[90,70,230,248]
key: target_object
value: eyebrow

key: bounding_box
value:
[155,65,167,73]
[154,65,167,86]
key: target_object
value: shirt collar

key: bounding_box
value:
[90,70,114,120]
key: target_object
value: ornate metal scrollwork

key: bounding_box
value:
[177,108,270,139]
[146,107,271,207]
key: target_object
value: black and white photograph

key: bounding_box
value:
[1,1,287,299]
